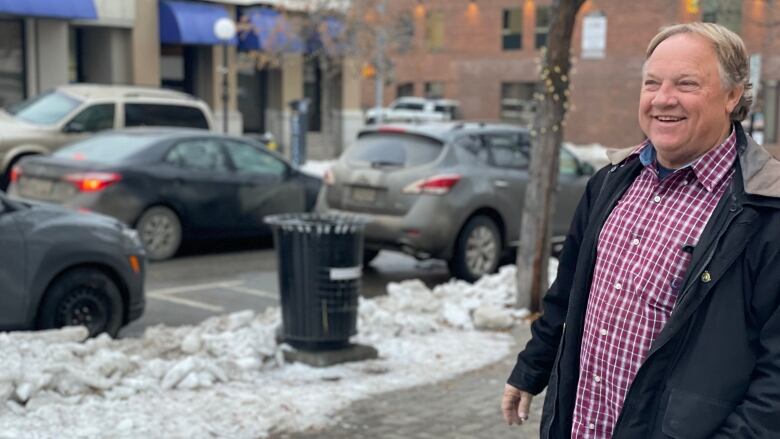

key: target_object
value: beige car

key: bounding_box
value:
[0,84,214,188]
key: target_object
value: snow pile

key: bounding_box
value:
[0,263,550,438]
[299,160,336,178]
[566,142,611,169]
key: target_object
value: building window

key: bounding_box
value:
[535,6,552,49]
[701,0,742,34]
[502,8,522,50]
[501,82,540,126]
[396,12,415,53]
[426,11,445,50]
[0,19,26,107]
[397,82,414,98]
[424,82,444,99]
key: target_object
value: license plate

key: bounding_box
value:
[351,187,376,203]
[19,177,54,198]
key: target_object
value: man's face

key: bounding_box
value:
[638,33,743,168]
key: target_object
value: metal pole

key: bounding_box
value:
[373,0,386,124]
[222,43,229,134]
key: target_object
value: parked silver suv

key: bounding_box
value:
[0,84,214,188]
[316,122,595,282]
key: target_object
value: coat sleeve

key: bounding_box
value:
[711,243,780,437]
[506,165,610,395]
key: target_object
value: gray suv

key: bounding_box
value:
[316,122,595,282]
[0,192,146,337]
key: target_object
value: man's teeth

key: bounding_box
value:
[656,116,684,122]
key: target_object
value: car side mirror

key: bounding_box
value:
[63,122,86,134]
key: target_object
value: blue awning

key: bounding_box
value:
[237,8,303,53]
[0,0,97,19]
[159,0,237,46]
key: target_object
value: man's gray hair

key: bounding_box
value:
[645,22,752,121]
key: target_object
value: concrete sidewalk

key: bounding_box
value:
[272,324,543,439]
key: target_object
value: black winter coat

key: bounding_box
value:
[508,125,780,438]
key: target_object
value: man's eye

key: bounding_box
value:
[644,80,660,89]
[679,81,698,89]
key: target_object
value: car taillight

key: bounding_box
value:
[402,174,461,195]
[65,172,122,192]
[323,168,335,186]
[9,165,21,183]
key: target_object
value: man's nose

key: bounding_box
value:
[651,83,678,107]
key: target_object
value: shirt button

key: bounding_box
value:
[600,328,608,336]
[681,180,689,186]
[589,423,596,430]
[653,195,662,203]
[615,282,622,290]
[631,238,640,246]
[593,375,601,383]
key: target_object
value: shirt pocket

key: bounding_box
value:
[661,388,736,439]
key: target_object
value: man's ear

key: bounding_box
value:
[726,84,745,114]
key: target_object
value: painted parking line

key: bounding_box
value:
[224,285,279,301]
[148,280,245,296]
[147,292,224,312]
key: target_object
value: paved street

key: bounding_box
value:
[120,240,452,337]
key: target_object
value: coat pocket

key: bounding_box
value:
[661,389,736,439]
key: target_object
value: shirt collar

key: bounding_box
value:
[631,126,737,192]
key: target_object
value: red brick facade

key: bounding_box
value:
[361,0,780,148]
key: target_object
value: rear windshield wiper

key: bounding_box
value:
[370,160,403,168]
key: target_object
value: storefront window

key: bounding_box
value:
[0,20,26,108]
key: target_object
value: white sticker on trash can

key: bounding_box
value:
[329,266,362,281]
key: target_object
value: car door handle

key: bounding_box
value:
[494,180,509,188]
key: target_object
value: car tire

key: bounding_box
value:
[448,215,502,283]
[135,206,182,261]
[37,268,123,338]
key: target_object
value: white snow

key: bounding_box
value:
[299,160,336,178]
[0,262,558,439]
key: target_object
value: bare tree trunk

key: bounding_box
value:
[515,0,585,312]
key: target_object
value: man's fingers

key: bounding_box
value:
[517,391,533,422]
[501,384,532,426]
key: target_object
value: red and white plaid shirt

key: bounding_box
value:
[571,130,737,438]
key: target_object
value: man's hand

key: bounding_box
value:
[501,383,534,426]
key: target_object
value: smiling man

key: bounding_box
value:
[501,22,780,438]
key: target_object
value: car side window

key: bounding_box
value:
[559,147,580,176]
[484,133,529,169]
[455,135,489,164]
[165,139,227,171]
[222,140,287,177]
[64,104,115,133]
[125,103,209,129]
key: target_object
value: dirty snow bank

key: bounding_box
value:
[0,263,551,438]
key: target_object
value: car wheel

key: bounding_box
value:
[449,215,502,283]
[136,206,182,261]
[364,249,380,265]
[37,268,123,338]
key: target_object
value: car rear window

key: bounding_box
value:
[125,103,209,129]
[346,132,444,168]
[54,134,158,164]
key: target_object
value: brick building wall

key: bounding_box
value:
[361,0,780,149]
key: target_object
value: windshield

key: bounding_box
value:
[393,102,425,111]
[6,90,82,125]
[54,134,158,164]
[345,132,444,168]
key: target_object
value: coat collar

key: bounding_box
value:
[606,124,780,199]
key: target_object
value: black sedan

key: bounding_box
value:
[8,128,322,260]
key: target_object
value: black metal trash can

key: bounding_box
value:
[265,213,368,351]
